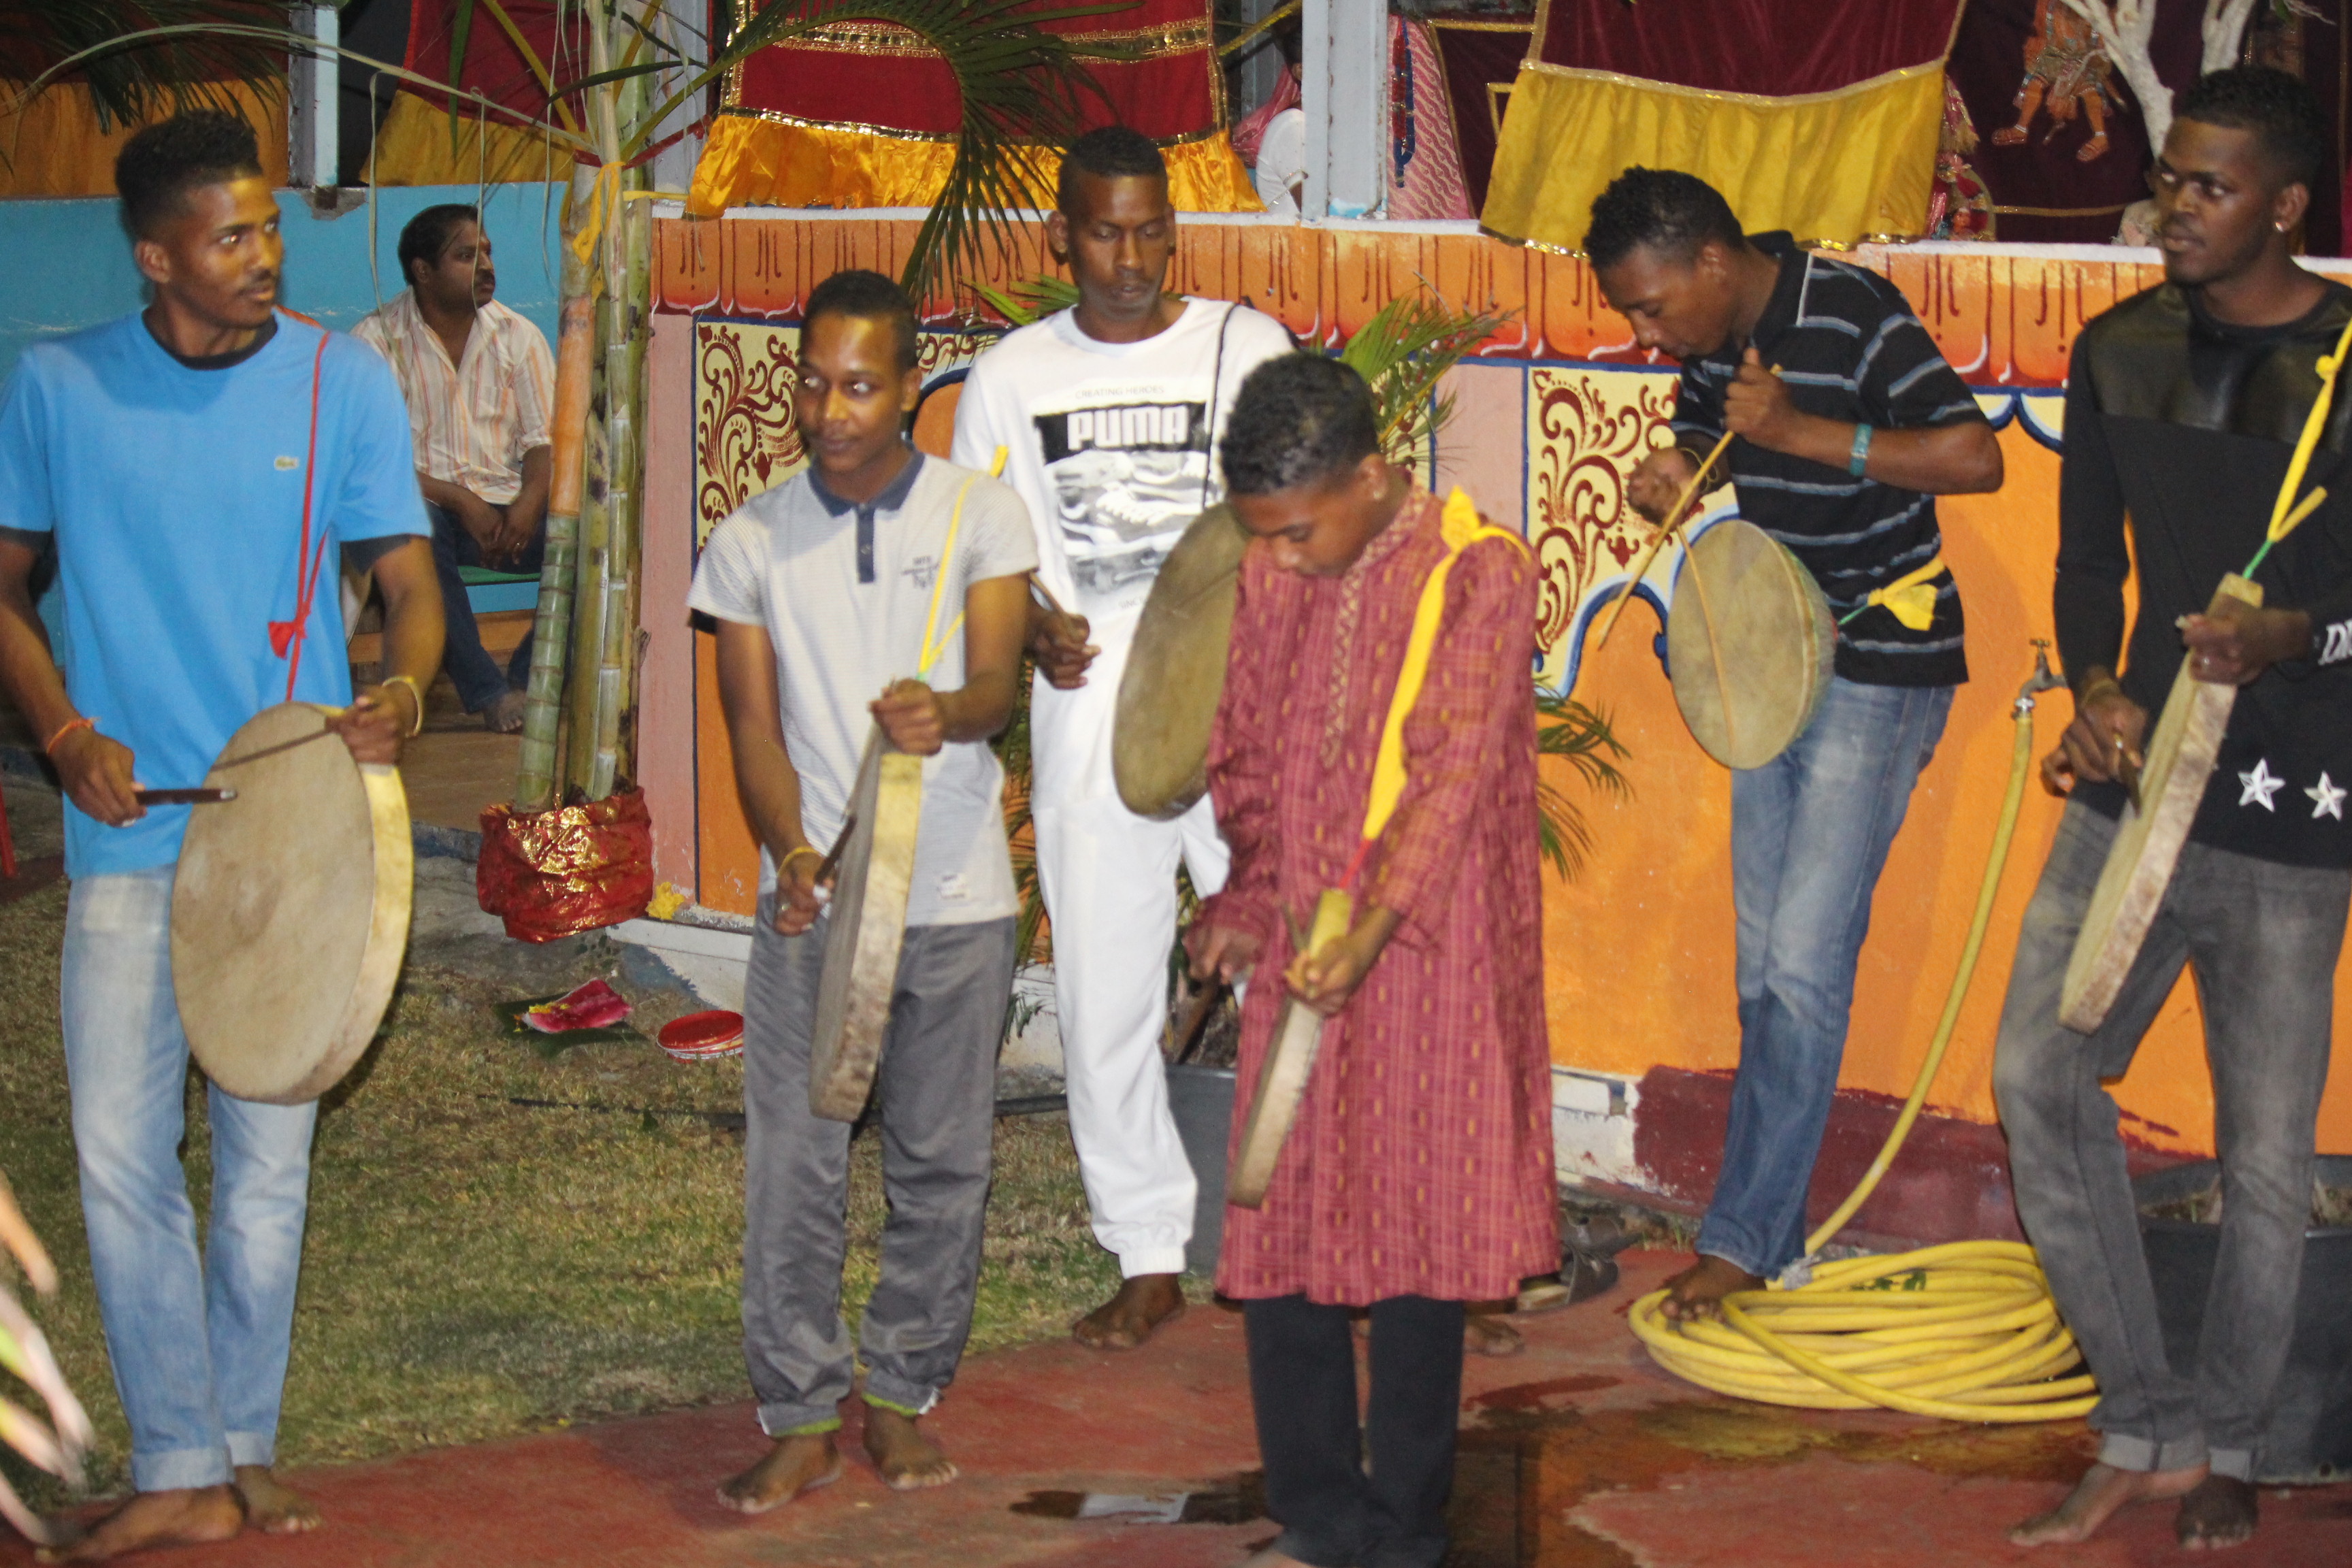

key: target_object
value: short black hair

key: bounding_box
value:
[398,204,483,286]
[2174,65,2327,192]
[114,110,263,240]
[1583,167,1746,270]
[802,268,919,373]
[1057,126,1167,211]
[1220,353,1379,496]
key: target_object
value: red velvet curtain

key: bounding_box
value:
[1429,20,1533,215]
[732,0,1222,140]
[401,0,587,120]
[1533,0,1963,93]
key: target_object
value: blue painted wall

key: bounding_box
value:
[0,182,566,384]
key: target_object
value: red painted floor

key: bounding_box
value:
[14,1252,2349,1566]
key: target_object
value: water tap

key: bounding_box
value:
[2014,640,2064,713]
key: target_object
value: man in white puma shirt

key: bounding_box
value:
[953,126,1290,1348]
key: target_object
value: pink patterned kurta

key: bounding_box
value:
[1204,489,1556,1305]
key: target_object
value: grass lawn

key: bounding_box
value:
[0,866,1127,1499]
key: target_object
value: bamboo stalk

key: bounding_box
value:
[564,4,627,802]
[593,176,653,796]
[514,161,600,813]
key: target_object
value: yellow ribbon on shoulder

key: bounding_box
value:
[1849,552,1946,633]
[1360,489,1526,847]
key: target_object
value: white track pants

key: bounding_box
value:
[1032,790,1229,1277]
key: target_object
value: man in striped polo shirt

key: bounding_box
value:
[1588,169,2004,1321]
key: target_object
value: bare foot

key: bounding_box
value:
[1659,1255,1764,1322]
[37,1487,243,1563]
[2076,132,2111,163]
[715,1433,843,1515]
[1073,1273,1186,1351]
[2008,1460,2207,1546]
[2177,1475,2258,1550]
[862,1404,957,1491]
[1465,1310,1523,1357]
[232,1467,318,1535]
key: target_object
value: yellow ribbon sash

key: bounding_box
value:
[1842,552,1946,633]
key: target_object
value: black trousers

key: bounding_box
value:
[1244,1293,1466,1568]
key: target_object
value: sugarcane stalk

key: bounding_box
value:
[587,172,652,798]
[563,5,628,802]
[514,161,600,813]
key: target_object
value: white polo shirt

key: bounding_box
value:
[687,452,1037,926]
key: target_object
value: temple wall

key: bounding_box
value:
[641,213,2352,1230]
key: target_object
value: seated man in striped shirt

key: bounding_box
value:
[355,205,555,732]
[1588,169,2004,1321]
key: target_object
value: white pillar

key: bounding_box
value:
[647,0,710,196]
[1300,0,1386,222]
[287,5,340,189]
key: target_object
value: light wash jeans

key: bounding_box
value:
[1695,676,1954,1277]
[61,866,316,1492]
[1994,802,2346,1481]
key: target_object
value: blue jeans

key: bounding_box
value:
[1994,802,2346,1480]
[1695,676,1954,1277]
[61,867,316,1492]
[427,503,540,714]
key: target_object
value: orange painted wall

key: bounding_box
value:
[649,216,2352,1164]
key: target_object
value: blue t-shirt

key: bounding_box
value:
[0,312,427,876]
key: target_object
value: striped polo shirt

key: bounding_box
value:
[1669,232,1979,687]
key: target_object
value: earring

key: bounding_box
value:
[2278,220,2291,232]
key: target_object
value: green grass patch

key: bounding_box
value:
[0,879,1123,1496]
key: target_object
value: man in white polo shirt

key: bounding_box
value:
[354,204,554,732]
[953,126,1292,1349]
[691,270,1035,1509]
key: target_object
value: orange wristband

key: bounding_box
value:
[44,715,95,755]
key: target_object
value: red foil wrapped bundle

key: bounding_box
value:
[477,790,655,943]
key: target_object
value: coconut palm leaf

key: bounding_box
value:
[1535,693,1629,881]
[1338,291,1509,465]
[0,1,302,133]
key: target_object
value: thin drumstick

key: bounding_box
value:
[1592,427,1735,651]
[1028,572,1069,620]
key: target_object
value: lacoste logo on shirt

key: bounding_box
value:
[275,456,299,471]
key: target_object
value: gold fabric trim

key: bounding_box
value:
[776,17,1212,57]
[1991,202,2131,217]
[1517,56,1946,109]
[715,105,1228,149]
[1425,19,1535,32]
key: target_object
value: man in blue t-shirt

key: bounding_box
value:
[0,113,441,1558]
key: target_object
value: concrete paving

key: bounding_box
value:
[6,1252,2345,1567]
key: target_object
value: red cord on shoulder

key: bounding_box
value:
[267,325,332,698]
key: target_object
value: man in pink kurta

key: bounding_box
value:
[1188,354,1555,1568]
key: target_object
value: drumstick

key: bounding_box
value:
[1590,379,1770,654]
[133,788,236,806]
[813,813,858,889]
[1028,573,1070,619]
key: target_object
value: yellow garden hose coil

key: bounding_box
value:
[1629,647,2102,1423]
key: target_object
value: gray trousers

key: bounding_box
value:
[741,906,1015,1436]
[1993,800,2346,1480]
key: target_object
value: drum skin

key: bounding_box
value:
[1667,519,1835,771]
[808,730,924,1122]
[1113,506,1248,819]
[2061,576,2259,1032]
[172,703,412,1105]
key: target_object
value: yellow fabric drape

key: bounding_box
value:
[365,91,564,187]
[686,114,1262,216]
[0,82,289,198]
[1480,61,1947,253]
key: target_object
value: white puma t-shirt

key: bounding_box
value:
[951,298,1292,806]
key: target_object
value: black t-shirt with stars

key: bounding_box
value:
[2061,280,2352,869]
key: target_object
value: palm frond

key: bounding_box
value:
[1338,291,1512,464]
[970,274,1080,329]
[1,1,300,133]
[1534,694,1629,881]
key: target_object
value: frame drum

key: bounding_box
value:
[2061,576,2261,1033]
[1228,888,1355,1209]
[1113,506,1248,819]
[172,703,412,1105]
[808,730,925,1122]
[1667,518,1836,771]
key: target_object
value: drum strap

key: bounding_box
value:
[267,321,332,700]
[1343,487,1526,891]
